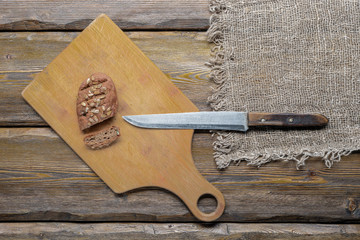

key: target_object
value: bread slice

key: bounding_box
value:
[77,72,118,131]
[84,126,120,150]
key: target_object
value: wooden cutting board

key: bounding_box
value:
[22,14,225,222]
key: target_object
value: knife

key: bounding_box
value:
[122,112,328,131]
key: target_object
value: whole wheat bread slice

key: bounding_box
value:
[84,126,120,150]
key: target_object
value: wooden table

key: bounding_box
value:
[0,1,359,239]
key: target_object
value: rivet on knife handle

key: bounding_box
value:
[248,112,328,127]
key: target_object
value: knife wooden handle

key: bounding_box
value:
[248,112,328,127]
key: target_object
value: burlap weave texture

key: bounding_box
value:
[207,0,360,168]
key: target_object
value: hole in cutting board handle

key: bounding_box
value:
[197,193,218,214]
[186,184,225,221]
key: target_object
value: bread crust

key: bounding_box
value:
[76,73,118,131]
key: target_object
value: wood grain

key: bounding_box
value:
[0,31,211,126]
[1,127,360,222]
[0,223,359,239]
[248,113,329,127]
[0,0,210,31]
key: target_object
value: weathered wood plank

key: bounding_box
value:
[0,32,211,126]
[0,223,359,239]
[1,32,360,222]
[0,1,210,31]
[1,128,360,222]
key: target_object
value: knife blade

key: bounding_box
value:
[122,112,328,131]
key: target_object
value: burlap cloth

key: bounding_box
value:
[207,0,360,169]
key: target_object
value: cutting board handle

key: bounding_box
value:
[166,170,225,222]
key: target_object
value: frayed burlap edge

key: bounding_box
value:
[206,0,355,169]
